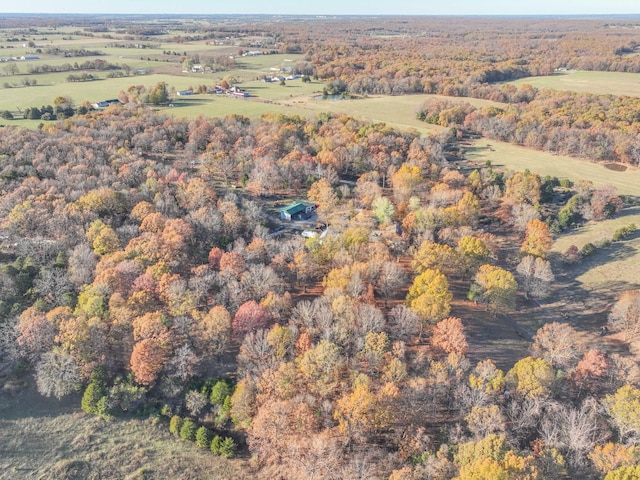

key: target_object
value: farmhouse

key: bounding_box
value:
[176,90,194,96]
[278,201,316,221]
[91,98,121,109]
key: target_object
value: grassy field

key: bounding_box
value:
[508,70,640,97]
[0,384,249,480]
[551,207,640,291]
[465,141,640,197]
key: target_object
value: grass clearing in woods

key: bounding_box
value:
[507,70,640,97]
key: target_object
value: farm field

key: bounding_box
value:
[507,70,640,97]
[465,140,640,197]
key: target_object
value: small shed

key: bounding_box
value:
[278,201,316,221]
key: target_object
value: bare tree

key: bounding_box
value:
[388,305,421,342]
[35,350,83,399]
[608,290,640,341]
[34,268,73,307]
[516,255,554,300]
[530,322,583,371]
[67,243,97,287]
[374,261,406,307]
[0,316,20,376]
[539,399,607,469]
[511,202,541,232]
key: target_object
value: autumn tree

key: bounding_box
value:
[334,376,396,443]
[504,170,541,205]
[307,178,338,213]
[195,305,232,357]
[468,359,506,406]
[571,349,609,395]
[506,356,555,399]
[232,300,272,340]
[465,405,505,439]
[16,306,57,364]
[297,339,345,398]
[130,337,171,386]
[586,185,623,221]
[457,236,490,277]
[589,443,640,476]
[391,164,423,203]
[406,268,452,337]
[604,465,640,480]
[147,81,169,105]
[604,385,640,443]
[412,240,459,275]
[520,219,552,259]
[431,316,468,355]
[469,264,518,313]
[454,434,538,480]
[608,290,640,341]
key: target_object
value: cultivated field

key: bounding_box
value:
[508,70,640,97]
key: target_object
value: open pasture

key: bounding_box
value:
[465,140,640,197]
[508,70,640,97]
[0,385,245,480]
[551,207,640,289]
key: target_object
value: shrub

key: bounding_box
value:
[595,238,611,249]
[1,110,13,120]
[559,178,572,189]
[169,415,183,435]
[195,426,212,449]
[613,224,637,242]
[180,418,197,441]
[581,243,596,256]
[563,245,581,264]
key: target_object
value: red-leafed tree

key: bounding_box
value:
[232,300,272,340]
[570,349,609,395]
[208,247,225,269]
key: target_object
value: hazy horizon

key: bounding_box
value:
[0,0,637,16]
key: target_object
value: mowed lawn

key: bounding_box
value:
[508,70,640,97]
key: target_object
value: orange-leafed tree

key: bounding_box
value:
[520,219,552,259]
[130,337,170,386]
[431,316,468,355]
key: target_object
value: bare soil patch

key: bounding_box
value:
[604,163,628,172]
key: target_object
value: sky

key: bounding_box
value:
[0,0,638,16]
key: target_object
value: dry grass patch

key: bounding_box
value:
[0,384,249,480]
